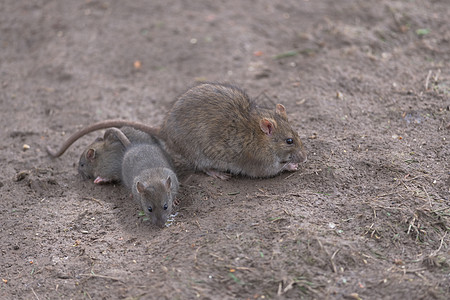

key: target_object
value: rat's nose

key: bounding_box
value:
[156,219,167,228]
[295,148,307,164]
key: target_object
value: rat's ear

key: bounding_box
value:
[275,104,288,120]
[136,181,145,193]
[260,118,277,136]
[165,176,172,190]
[86,149,96,161]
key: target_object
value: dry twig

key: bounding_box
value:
[431,231,447,257]
[425,70,432,90]
[277,278,296,295]
[79,273,124,282]
[421,186,432,208]
[82,197,103,206]
[31,288,40,300]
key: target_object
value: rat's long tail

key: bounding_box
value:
[47,119,160,157]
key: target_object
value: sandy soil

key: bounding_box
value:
[1,0,449,299]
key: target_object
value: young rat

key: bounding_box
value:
[48,82,307,179]
[121,142,179,228]
[77,132,122,184]
[78,127,157,184]
[159,82,307,179]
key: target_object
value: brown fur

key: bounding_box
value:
[159,83,307,178]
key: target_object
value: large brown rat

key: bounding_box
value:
[78,127,157,184]
[47,82,307,179]
[121,142,179,228]
[159,82,307,179]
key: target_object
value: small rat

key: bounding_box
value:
[78,127,156,184]
[48,82,307,179]
[159,82,307,179]
[77,133,118,183]
[121,142,179,228]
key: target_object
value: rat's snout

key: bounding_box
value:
[292,146,307,164]
[297,143,307,163]
[78,166,91,180]
[155,218,167,228]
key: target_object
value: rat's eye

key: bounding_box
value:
[163,203,168,210]
[148,206,153,213]
[286,138,294,145]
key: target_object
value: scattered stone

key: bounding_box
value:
[14,170,30,182]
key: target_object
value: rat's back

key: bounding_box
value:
[121,143,172,189]
[160,83,254,167]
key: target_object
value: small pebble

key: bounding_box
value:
[15,170,30,182]
[134,60,142,69]
[23,144,30,151]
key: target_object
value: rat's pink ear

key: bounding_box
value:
[165,176,172,190]
[275,104,288,120]
[86,149,96,161]
[260,118,276,136]
[136,181,145,193]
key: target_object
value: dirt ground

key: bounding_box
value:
[1,0,449,299]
